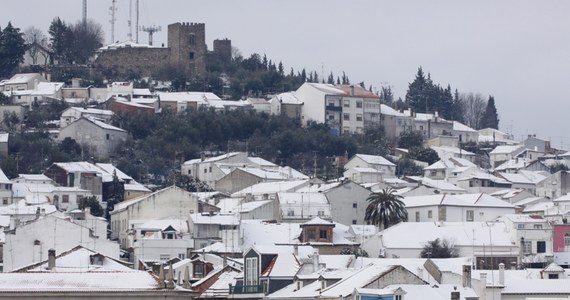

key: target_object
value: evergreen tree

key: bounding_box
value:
[301,68,306,82]
[327,72,334,84]
[336,76,341,85]
[0,22,26,77]
[278,61,284,75]
[380,86,394,104]
[262,54,268,70]
[49,17,72,63]
[479,95,499,129]
[405,67,432,113]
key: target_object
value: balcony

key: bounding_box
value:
[229,284,264,299]
[325,105,342,112]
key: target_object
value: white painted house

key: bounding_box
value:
[3,215,119,272]
[344,154,396,183]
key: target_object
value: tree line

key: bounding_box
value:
[399,67,499,130]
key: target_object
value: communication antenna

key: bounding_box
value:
[135,0,139,43]
[141,25,161,46]
[82,0,87,25]
[109,0,117,43]
[127,0,132,41]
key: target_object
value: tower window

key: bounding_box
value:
[189,52,195,60]
[188,34,195,45]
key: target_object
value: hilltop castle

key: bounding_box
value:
[93,22,231,78]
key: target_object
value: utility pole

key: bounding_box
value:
[135,0,139,43]
[127,0,132,41]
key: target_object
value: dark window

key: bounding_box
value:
[356,101,362,108]
[537,241,546,253]
[62,195,69,203]
[549,273,559,279]
[189,52,195,60]
[352,220,357,224]
[188,34,195,45]
[352,202,357,208]
[319,230,327,239]
[106,133,110,140]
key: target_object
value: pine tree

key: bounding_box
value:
[405,67,432,113]
[327,72,334,84]
[479,95,499,129]
[49,17,72,63]
[278,61,284,75]
[0,22,26,77]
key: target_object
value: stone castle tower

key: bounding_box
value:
[168,22,208,76]
[213,38,232,64]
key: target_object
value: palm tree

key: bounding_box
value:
[364,188,408,229]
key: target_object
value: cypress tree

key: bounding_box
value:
[479,96,499,129]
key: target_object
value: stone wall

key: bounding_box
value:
[93,47,171,77]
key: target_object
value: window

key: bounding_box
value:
[523,241,532,254]
[209,166,212,172]
[188,170,191,175]
[194,263,204,275]
[395,295,402,300]
[328,100,335,106]
[307,229,316,241]
[469,180,474,187]
[517,224,525,229]
[466,210,474,222]
[430,170,437,176]
[178,253,185,260]
[533,224,543,229]
[343,100,350,107]
[204,168,207,173]
[419,125,424,131]
[549,273,559,279]
[319,229,327,239]
[343,127,350,134]
[428,210,432,218]
[159,254,170,261]
[564,233,570,247]
[106,133,110,140]
[356,127,363,134]
[188,34,195,45]
[356,114,363,121]
[189,52,195,60]
[317,210,325,216]
[356,101,362,108]
[328,114,334,120]
[2,198,7,205]
[352,203,357,209]
[343,113,350,121]
[62,195,69,203]
[352,220,357,224]
[537,241,546,253]
[76,195,84,205]
[245,257,259,285]
[415,211,420,222]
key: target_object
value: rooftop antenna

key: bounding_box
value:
[82,0,87,25]
[109,0,117,43]
[141,25,161,46]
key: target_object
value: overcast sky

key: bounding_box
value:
[2,1,569,148]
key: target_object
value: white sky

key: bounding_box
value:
[3,0,570,148]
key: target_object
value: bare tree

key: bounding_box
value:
[69,19,104,64]
[23,26,48,65]
[459,92,487,129]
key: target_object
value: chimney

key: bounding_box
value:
[293,244,299,256]
[498,263,505,285]
[350,85,355,96]
[183,266,191,289]
[312,248,320,272]
[48,249,56,270]
[200,153,205,161]
[165,263,175,289]
[35,207,41,219]
[462,265,471,287]
[480,272,487,288]
[451,290,460,300]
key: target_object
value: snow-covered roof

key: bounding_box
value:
[490,145,523,155]
[424,159,456,170]
[457,171,511,184]
[402,193,516,209]
[405,176,465,192]
[138,218,188,233]
[1,73,42,85]
[430,146,476,156]
[295,181,345,193]
[14,174,52,181]
[157,91,220,103]
[494,158,533,172]
[31,82,64,95]
[0,271,163,292]
[380,221,515,249]
[0,168,11,184]
[499,214,547,224]
[354,154,396,166]
[231,180,310,198]
[380,104,408,117]
[182,152,243,165]
[272,92,303,104]
[132,88,153,96]
[190,213,240,226]
[278,192,330,219]
[452,121,476,132]
[247,156,277,168]
[67,107,114,116]
[302,82,345,95]
[302,216,334,226]
[82,116,126,132]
